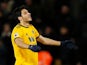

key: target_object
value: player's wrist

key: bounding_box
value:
[61,40,70,46]
[58,41,61,46]
[28,45,41,52]
[28,45,34,50]
[28,45,32,49]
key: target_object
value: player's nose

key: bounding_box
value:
[28,13,31,15]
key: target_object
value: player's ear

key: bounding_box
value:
[18,16,22,21]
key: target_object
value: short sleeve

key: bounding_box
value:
[12,28,23,40]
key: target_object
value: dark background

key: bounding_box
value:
[0,0,87,65]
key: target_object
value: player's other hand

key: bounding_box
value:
[28,45,41,52]
[61,40,78,50]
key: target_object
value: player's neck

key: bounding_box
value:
[20,21,30,27]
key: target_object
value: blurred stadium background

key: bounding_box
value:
[0,0,87,65]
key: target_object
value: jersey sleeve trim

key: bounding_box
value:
[14,37,21,43]
[36,34,40,39]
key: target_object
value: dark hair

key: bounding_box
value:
[12,5,29,20]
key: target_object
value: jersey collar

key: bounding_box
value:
[18,23,30,28]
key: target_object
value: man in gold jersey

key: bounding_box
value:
[11,5,76,65]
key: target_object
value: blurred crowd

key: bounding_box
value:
[0,0,87,65]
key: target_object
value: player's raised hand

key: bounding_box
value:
[61,40,78,50]
[28,45,41,52]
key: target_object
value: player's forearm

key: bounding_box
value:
[15,38,29,49]
[43,37,61,46]
[15,38,41,52]
[37,35,61,46]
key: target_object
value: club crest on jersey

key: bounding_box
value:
[14,33,19,38]
[26,33,28,36]
[32,30,34,34]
